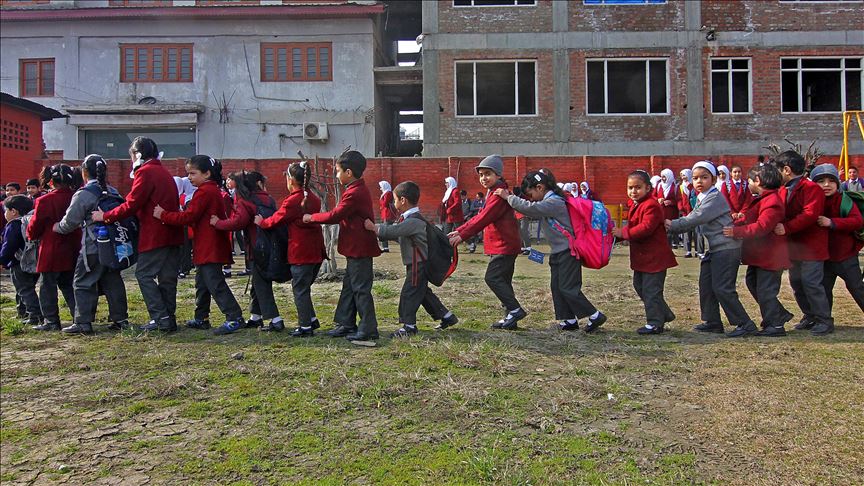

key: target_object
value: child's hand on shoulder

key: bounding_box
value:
[302,214,312,223]
[447,231,462,246]
[253,214,263,226]
[663,219,672,230]
[816,215,832,228]
[153,204,164,219]
[721,226,735,237]
[493,188,509,198]
[92,209,105,222]
[363,219,376,231]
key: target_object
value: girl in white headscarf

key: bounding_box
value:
[441,176,464,234]
[580,181,593,200]
[715,165,731,191]
[378,180,396,252]
[650,175,661,191]
[561,182,573,194]
[655,168,680,247]
[570,182,580,199]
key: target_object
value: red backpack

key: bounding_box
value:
[548,194,615,269]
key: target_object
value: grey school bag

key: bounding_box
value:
[13,211,39,274]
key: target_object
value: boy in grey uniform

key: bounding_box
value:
[365,181,458,337]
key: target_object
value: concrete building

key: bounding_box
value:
[419,0,864,157]
[0,0,393,160]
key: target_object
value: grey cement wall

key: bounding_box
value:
[0,16,377,159]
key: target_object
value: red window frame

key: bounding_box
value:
[195,0,260,5]
[19,58,54,97]
[120,44,193,83]
[0,0,51,6]
[260,42,332,82]
[108,0,173,6]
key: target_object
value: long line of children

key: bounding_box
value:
[2,142,862,343]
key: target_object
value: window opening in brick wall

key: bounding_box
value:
[108,0,173,6]
[121,44,193,82]
[261,43,331,82]
[781,57,862,113]
[583,0,667,5]
[779,1,862,4]
[1,119,31,152]
[84,128,196,159]
[455,60,537,117]
[453,0,536,6]
[19,58,54,97]
[196,0,260,5]
[586,58,668,115]
[711,58,751,114]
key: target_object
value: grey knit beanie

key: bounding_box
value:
[476,154,504,176]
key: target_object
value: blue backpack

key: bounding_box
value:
[83,185,139,270]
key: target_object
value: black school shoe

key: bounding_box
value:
[726,322,757,338]
[810,322,835,336]
[435,314,459,330]
[345,331,379,341]
[246,317,264,329]
[310,318,321,330]
[637,324,664,335]
[390,325,418,338]
[326,324,357,337]
[107,320,132,331]
[756,325,787,337]
[33,321,61,332]
[261,320,286,332]
[794,318,816,331]
[289,326,313,337]
[583,312,607,333]
[693,322,725,334]
[61,322,94,335]
[558,321,579,331]
[186,318,211,330]
[158,316,178,333]
[494,308,527,331]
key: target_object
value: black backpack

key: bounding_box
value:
[83,185,139,270]
[252,194,291,283]
[410,213,458,287]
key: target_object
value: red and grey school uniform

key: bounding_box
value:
[822,192,864,313]
[309,178,380,338]
[27,187,80,326]
[678,176,701,257]
[457,180,524,322]
[0,217,41,324]
[104,159,183,328]
[378,181,397,252]
[440,177,464,234]
[654,172,679,248]
[780,176,832,329]
[731,189,793,333]
[260,189,327,330]
[722,179,753,216]
[621,194,677,332]
[160,180,243,326]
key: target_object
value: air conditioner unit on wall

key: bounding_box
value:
[303,122,328,141]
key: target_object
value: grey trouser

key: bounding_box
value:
[485,254,520,312]
[379,221,392,250]
[333,257,378,334]
[194,263,242,322]
[249,264,279,320]
[694,227,706,254]
[40,270,75,324]
[823,256,864,313]
[398,262,448,326]
[11,263,40,320]
[519,218,532,247]
[291,263,321,326]
[550,250,597,320]
[698,248,753,327]
[135,246,180,322]
[634,270,674,327]
[789,260,832,325]
[74,253,128,324]
[745,266,789,327]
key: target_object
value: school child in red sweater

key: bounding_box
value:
[448,155,526,330]
[654,168,679,248]
[613,170,677,334]
[772,151,832,335]
[27,164,81,331]
[258,162,327,337]
[723,164,792,337]
[378,180,397,253]
[724,164,753,221]
[304,151,381,343]
[154,156,245,335]
[94,137,183,332]
[810,164,864,316]
[441,176,464,234]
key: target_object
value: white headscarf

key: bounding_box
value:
[570,182,579,198]
[442,176,457,203]
[174,175,196,203]
[650,175,661,191]
[580,181,590,198]
[716,165,730,190]
[562,182,573,193]
[679,169,693,196]
[660,168,675,197]
[130,151,164,179]
[378,180,391,199]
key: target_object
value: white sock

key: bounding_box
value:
[645,324,655,330]
[590,311,600,320]
[506,307,523,319]
[443,311,453,319]
[271,316,283,324]
[566,319,577,324]
[300,325,311,330]
[250,314,262,321]
[405,324,417,329]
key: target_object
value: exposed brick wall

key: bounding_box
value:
[569,0,685,32]
[1,104,45,186]
[438,0,553,34]
[437,50,556,144]
[569,48,688,142]
[702,0,864,32]
[702,46,864,142]
[30,154,864,219]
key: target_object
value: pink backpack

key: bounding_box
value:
[549,194,615,269]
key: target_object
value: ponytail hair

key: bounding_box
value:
[130,136,159,161]
[287,161,311,210]
[40,163,76,189]
[520,169,566,198]
[82,154,109,194]
[187,155,224,186]
[628,170,653,189]
[227,171,252,202]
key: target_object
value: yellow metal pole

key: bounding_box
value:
[841,112,850,178]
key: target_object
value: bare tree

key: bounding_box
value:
[763,138,824,174]
[299,148,350,278]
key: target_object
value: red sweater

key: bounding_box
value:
[824,192,864,262]
[379,191,397,223]
[308,179,381,259]
[731,189,789,271]
[780,177,828,262]
[722,180,753,214]
[160,180,232,266]
[213,192,263,258]
[621,196,677,273]
[457,180,521,256]
[442,189,465,224]
[103,159,183,253]
[678,183,694,216]
[260,188,327,265]
[27,187,81,273]
[653,183,679,221]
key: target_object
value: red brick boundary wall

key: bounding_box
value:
[28,154,864,220]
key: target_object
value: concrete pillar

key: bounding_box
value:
[684,0,704,144]
[421,1,439,147]
[553,48,570,144]
[552,0,568,33]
